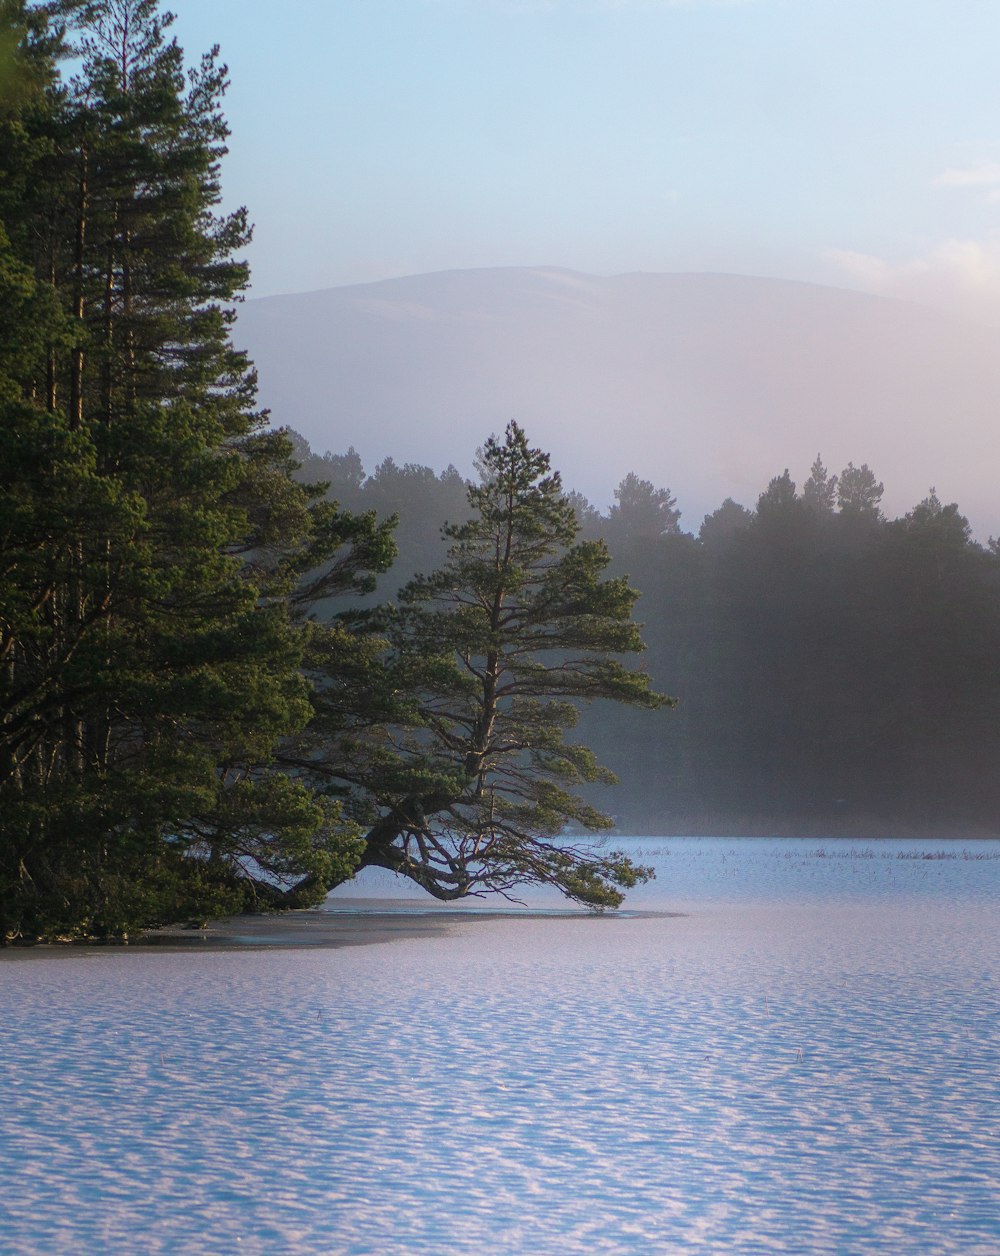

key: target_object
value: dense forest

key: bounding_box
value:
[0,0,666,940]
[291,439,1000,840]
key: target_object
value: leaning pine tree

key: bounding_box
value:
[316,423,674,909]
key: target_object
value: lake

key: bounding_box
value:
[2,837,998,1253]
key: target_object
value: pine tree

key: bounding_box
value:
[0,1,393,940]
[323,424,673,909]
[606,472,682,544]
[802,454,838,515]
[837,461,884,518]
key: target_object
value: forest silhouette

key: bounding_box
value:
[291,436,1000,839]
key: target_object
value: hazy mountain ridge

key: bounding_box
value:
[237,267,1000,535]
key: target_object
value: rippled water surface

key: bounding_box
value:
[3,838,999,1254]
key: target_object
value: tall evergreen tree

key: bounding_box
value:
[698,497,753,546]
[606,472,682,545]
[837,461,884,518]
[323,424,673,909]
[0,1,393,940]
[756,469,800,523]
[802,454,838,514]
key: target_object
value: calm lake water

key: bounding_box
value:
[2,837,998,1254]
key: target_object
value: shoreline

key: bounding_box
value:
[2,900,679,956]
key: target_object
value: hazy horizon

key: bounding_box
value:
[147,0,1000,537]
[164,0,1000,334]
[237,265,1000,538]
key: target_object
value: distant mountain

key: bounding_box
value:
[236,267,1000,535]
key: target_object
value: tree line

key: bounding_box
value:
[296,439,1000,840]
[0,1,665,941]
[590,459,1000,839]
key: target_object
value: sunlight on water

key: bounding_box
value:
[2,839,999,1254]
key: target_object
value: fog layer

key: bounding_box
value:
[237,267,1000,536]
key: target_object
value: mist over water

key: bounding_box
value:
[331,835,1000,910]
[4,839,998,1254]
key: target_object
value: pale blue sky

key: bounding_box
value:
[169,0,1000,317]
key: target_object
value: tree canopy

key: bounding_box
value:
[287,423,673,909]
[0,0,393,940]
[0,3,673,938]
[8,0,996,939]
[301,436,1000,844]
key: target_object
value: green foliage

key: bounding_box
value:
[837,461,884,519]
[285,425,1000,848]
[572,452,1000,839]
[287,439,472,599]
[698,497,753,546]
[0,1,389,941]
[607,472,682,545]
[317,422,674,909]
[0,0,57,110]
[802,454,838,515]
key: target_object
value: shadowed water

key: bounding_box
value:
[2,838,998,1253]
